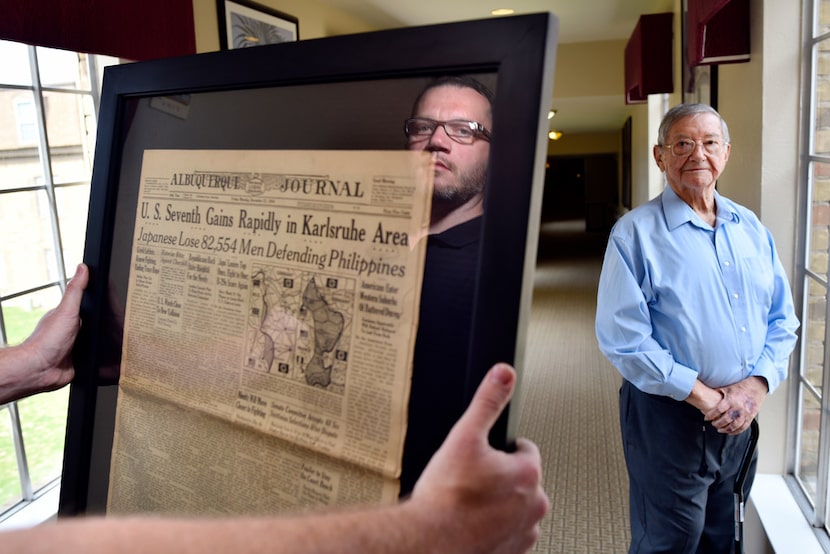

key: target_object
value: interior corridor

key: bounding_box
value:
[517,219,630,553]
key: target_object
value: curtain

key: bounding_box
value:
[0,0,195,60]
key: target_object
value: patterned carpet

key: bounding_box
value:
[517,220,631,553]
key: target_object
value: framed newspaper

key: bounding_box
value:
[60,13,559,516]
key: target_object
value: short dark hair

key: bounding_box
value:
[657,103,731,145]
[410,75,495,118]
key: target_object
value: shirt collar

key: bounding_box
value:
[429,216,482,248]
[661,185,740,230]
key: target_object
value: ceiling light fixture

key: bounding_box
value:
[548,131,563,141]
[548,110,556,119]
[491,8,515,16]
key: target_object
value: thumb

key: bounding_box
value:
[59,264,88,316]
[452,363,516,440]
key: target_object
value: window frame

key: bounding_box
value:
[0,43,108,524]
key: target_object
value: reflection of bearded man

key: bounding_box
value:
[399,75,495,496]
[405,76,493,235]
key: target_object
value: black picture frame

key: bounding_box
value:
[217,0,299,50]
[59,13,558,516]
[621,116,632,210]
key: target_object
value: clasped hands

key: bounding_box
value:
[701,376,767,435]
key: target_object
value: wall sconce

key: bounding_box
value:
[548,130,563,141]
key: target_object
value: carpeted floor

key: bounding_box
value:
[517,220,631,553]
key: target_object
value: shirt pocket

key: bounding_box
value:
[740,255,774,312]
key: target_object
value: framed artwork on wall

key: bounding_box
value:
[217,0,299,50]
[684,64,717,107]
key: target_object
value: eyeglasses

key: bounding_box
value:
[404,118,491,144]
[662,138,724,157]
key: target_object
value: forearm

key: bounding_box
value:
[686,375,766,411]
[0,343,45,404]
[596,331,697,400]
[1,502,468,554]
[684,379,721,413]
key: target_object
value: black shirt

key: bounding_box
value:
[399,216,481,495]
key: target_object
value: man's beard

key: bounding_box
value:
[432,158,487,207]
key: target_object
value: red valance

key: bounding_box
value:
[686,0,750,66]
[625,13,674,105]
[0,0,195,61]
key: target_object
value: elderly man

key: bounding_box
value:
[595,103,799,553]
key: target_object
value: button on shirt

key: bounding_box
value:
[595,186,799,400]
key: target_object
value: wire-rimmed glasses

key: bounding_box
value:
[662,138,724,157]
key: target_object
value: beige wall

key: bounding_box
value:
[548,131,619,156]
[553,40,626,98]
[546,39,631,203]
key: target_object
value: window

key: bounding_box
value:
[0,40,116,521]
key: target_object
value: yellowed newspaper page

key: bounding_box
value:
[107,149,432,515]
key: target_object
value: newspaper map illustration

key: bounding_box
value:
[246,267,353,395]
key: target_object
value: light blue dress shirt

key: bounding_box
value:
[595,186,799,400]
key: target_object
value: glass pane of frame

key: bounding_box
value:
[819,1,830,38]
[0,190,60,298]
[809,162,830,280]
[0,41,33,87]
[2,286,63,346]
[36,47,89,91]
[16,388,69,492]
[805,276,827,391]
[55,184,91,276]
[0,407,23,513]
[799,386,822,502]
[0,88,44,192]
[45,90,96,185]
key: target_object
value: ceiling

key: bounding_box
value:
[322,0,676,135]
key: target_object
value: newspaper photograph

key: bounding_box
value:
[107,149,433,514]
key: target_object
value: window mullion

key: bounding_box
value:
[6,402,33,501]
[814,287,830,528]
[27,46,67,288]
[87,55,103,123]
[0,303,6,348]
[810,366,830,529]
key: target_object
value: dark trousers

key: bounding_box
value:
[620,380,757,554]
